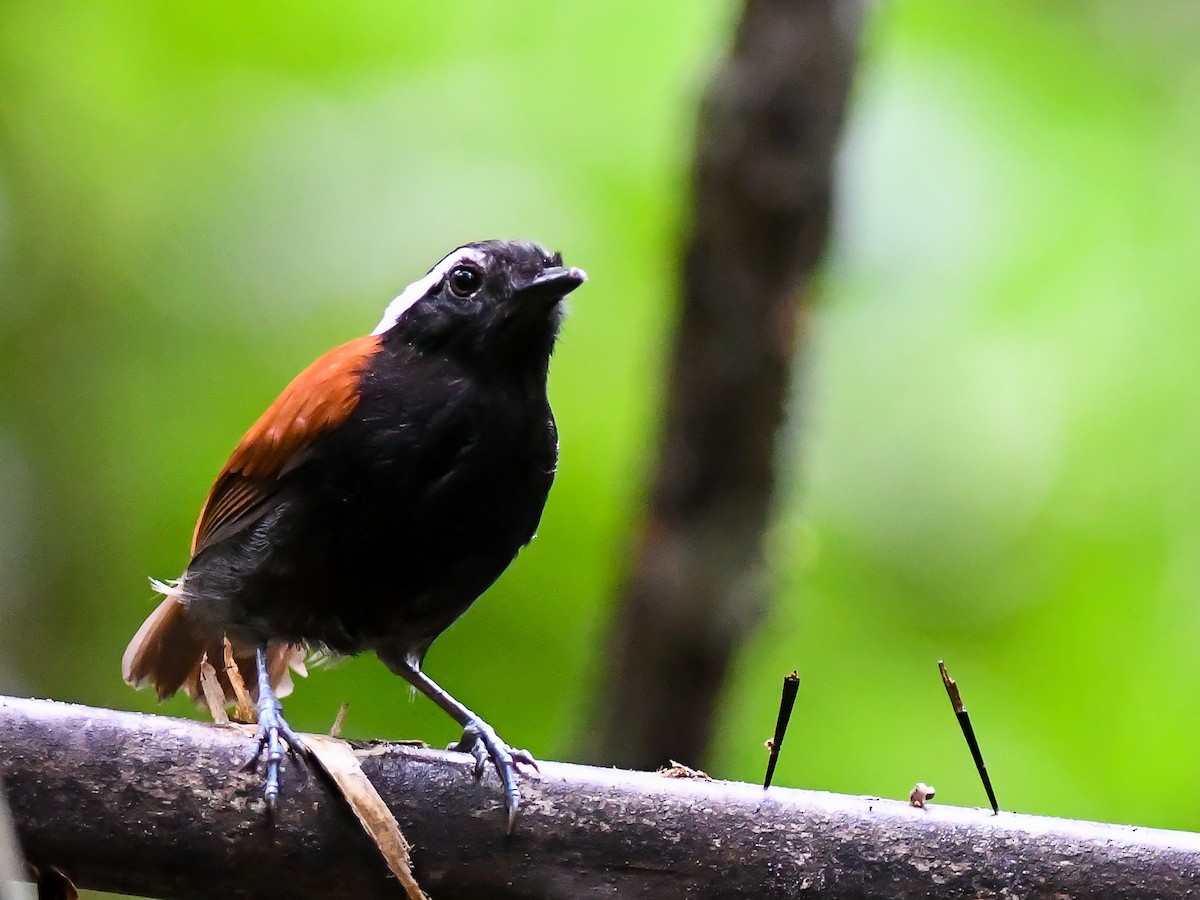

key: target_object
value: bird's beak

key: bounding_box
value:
[516,266,588,301]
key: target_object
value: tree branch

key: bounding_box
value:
[3,696,1199,899]
[589,0,863,768]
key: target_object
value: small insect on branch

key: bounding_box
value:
[763,670,800,790]
[938,659,999,814]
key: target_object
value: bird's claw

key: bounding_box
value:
[241,697,307,811]
[448,730,490,779]
[450,719,538,832]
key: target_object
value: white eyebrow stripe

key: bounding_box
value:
[371,246,488,336]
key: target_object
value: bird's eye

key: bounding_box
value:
[447,265,483,299]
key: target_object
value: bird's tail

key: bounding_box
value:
[122,582,306,710]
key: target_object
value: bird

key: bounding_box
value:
[122,239,585,829]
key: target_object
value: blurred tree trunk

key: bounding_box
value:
[587,0,863,769]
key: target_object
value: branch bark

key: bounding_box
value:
[588,0,863,768]
[4,696,1200,899]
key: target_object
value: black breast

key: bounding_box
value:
[191,344,558,661]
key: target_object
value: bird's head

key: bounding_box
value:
[373,240,586,368]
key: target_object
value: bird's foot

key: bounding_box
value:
[449,718,538,831]
[241,696,308,812]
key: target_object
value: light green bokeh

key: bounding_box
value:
[718,1,1200,831]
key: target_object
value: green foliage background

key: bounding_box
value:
[2,5,1199,878]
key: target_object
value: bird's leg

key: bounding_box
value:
[393,660,537,832]
[242,646,307,811]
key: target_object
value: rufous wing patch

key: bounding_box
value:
[191,334,381,555]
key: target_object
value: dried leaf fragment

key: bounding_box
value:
[658,759,711,780]
[223,638,257,722]
[302,733,429,900]
[909,783,936,808]
[330,701,349,738]
[198,660,231,725]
